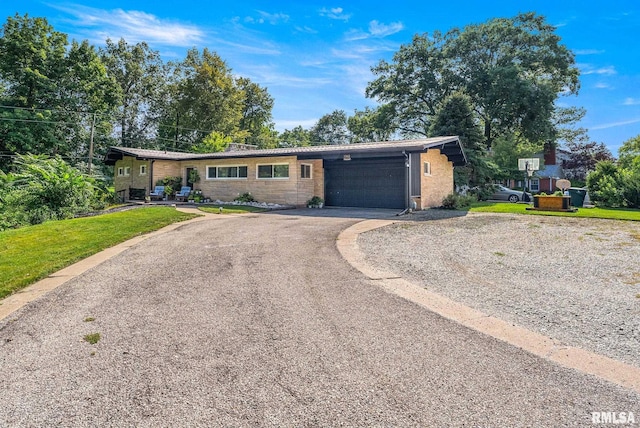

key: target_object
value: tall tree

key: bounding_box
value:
[429,93,494,186]
[160,48,245,150]
[448,13,579,149]
[100,38,166,148]
[0,14,118,169]
[237,77,275,147]
[562,140,614,182]
[310,110,350,144]
[279,126,311,147]
[366,13,580,150]
[366,32,452,137]
[347,105,396,143]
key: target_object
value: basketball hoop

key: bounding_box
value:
[518,158,540,202]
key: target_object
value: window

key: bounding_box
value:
[117,167,124,176]
[140,165,147,175]
[423,162,431,176]
[530,178,540,192]
[118,166,131,176]
[300,164,312,179]
[257,164,289,179]
[206,165,248,179]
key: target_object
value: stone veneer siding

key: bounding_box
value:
[113,157,151,200]
[116,155,325,206]
[420,149,454,208]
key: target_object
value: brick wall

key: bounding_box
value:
[114,157,151,199]
[169,156,324,206]
[420,149,454,208]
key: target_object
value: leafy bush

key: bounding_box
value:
[586,161,627,208]
[234,192,256,203]
[441,193,476,210]
[0,154,106,230]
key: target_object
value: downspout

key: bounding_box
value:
[396,151,414,216]
[150,160,155,195]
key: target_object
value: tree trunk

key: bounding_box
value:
[484,121,492,150]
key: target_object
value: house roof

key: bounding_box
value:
[536,164,564,179]
[104,136,467,166]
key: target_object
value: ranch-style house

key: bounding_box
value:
[104,136,466,210]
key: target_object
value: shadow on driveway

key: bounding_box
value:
[266,206,470,221]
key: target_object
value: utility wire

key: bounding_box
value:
[0,104,218,135]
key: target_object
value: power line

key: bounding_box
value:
[0,104,218,136]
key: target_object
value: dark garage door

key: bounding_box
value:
[324,158,406,209]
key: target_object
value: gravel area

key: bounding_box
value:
[359,211,640,367]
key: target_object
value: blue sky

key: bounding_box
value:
[2,1,639,154]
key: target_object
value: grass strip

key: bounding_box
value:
[0,207,198,299]
[198,204,269,214]
[466,202,640,221]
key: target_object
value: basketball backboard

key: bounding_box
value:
[518,158,540,171]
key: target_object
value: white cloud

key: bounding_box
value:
[594,82,612,89]
[368,20,403,37]
[51,4,204,46]
[591,117,640,130]
[345,20,404,41]
[243,65,333,88]
[574,49,605,55]
[320,7,351,21]
[244,11,289,25]
[623,98,640,106]
[295,26,318,34]
[579,64,617,75]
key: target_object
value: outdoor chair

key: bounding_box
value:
[175,186,191,202]
[149,185,165,200]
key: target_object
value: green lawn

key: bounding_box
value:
[198,204,269,214]
[0,207,198,299]
[467,201,640,221]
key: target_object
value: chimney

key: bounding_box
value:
[543,143,556,166]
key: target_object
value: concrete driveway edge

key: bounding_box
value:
[337,219,640,394]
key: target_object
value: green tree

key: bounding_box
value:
[100,38,166,148]
[192,131,233,153]
[0,14,66,107]
[618,135,640,170]
[237,77,275,147]
[429,93,495,186]
[158,48,246,151]
[310,110,349,144]
[0,14,119,169]
[348,105,396,143]
[586,161,626,208]
[366,13,579,150]
[279,126,311,147]
[366,32,451,137]
[448,13,579,148]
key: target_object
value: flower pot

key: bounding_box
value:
[532,195,572,211]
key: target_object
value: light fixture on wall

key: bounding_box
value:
[343,154,351,161]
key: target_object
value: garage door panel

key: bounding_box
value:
[324,158,405,209]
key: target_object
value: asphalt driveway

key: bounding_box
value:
[0,209,638,427]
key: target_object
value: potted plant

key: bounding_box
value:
[307,196,324,208]
[188,169,200,185]
[531,191,574,211]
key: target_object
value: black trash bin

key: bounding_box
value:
[568,187,586,207]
